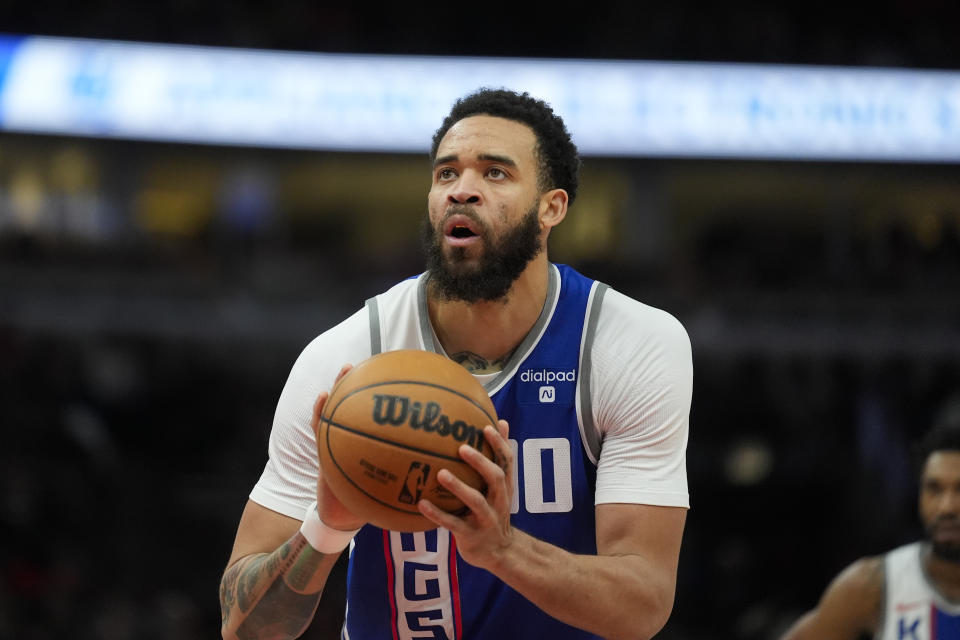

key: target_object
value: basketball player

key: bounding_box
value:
[219,88,692,640]
[781,405,960,639]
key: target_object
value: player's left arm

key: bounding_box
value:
[420,424,685,640]
[420,297,692,640]
[506,492,686,639]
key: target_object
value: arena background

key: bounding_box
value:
[2,3,959,638]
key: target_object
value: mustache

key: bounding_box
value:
[443,204,481,223]
[437,205,489,238]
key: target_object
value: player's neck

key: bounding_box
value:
[923,543,960,601]
[428,255,549,371]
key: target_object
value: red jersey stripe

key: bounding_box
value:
[449,534,463,640]
[383,529,400,640]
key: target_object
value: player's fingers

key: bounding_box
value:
[334,363,353,383]
[459,440,506,484]
[456,442,512,515]
[313,365,352,438]
[311,391,330,437]
[436,467,479,501]
[436,468,501,527]
[497,422,516,491]
[483,425,514,478]
[425,471,487,529]
[417,498,464,531]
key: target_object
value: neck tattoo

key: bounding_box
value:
[451,349,515,374]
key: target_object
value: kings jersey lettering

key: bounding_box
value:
[371,394,484,449]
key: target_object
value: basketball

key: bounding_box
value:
[317,349,498,532]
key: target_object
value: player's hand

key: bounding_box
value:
[311,364,366,532]
[417,419,515,569]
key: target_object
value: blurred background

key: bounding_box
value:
[2,2,959,639]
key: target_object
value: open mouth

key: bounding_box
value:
[443,215,482,244]
[449,225,476,239]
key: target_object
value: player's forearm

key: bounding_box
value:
[489,530,675,640]
[219,534,340,640]
[779,613,824,640]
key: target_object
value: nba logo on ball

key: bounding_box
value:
[398,461,429,504]
[539,386,556,403]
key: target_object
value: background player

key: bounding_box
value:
[781,400,960,639]
[219,88,693,640]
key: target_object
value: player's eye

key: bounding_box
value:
[437,168,456,181]
[487,167,506,179]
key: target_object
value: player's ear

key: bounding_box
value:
[538,188,567,231]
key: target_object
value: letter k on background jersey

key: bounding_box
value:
[879,543,960,640]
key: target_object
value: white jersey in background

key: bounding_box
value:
[879,542,960,640]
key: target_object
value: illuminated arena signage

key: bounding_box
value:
[0,35,958,162]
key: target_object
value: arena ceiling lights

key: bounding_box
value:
[0,35,958,162]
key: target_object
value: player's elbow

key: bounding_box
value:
[219,580,250,640]
[219,607,241,640]
[609,589,675,640]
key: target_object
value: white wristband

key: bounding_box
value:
[299,502,360,553]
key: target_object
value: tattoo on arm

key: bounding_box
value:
[220,558,245,625]
[286,541,329,591]
[220,535,333,639]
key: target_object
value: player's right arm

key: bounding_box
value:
[780,556,884,640]
[220,371,365,640]
[219,306,373,639]
[219,499,341,640]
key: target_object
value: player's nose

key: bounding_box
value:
[937,489,960,515]
[447,170,483,205]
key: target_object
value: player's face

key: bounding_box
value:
[424,115,545,302]
[920,451,960,563]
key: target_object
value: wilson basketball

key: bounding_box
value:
[317,349,498,532]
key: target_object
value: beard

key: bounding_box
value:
[421,202,542,303]
[926,516,960,563]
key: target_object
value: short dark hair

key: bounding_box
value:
[430,88,581,206]
[917,397,960,467]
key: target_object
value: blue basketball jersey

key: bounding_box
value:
[342,264,606,640]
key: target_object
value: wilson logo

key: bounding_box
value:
[371,394,485,449]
